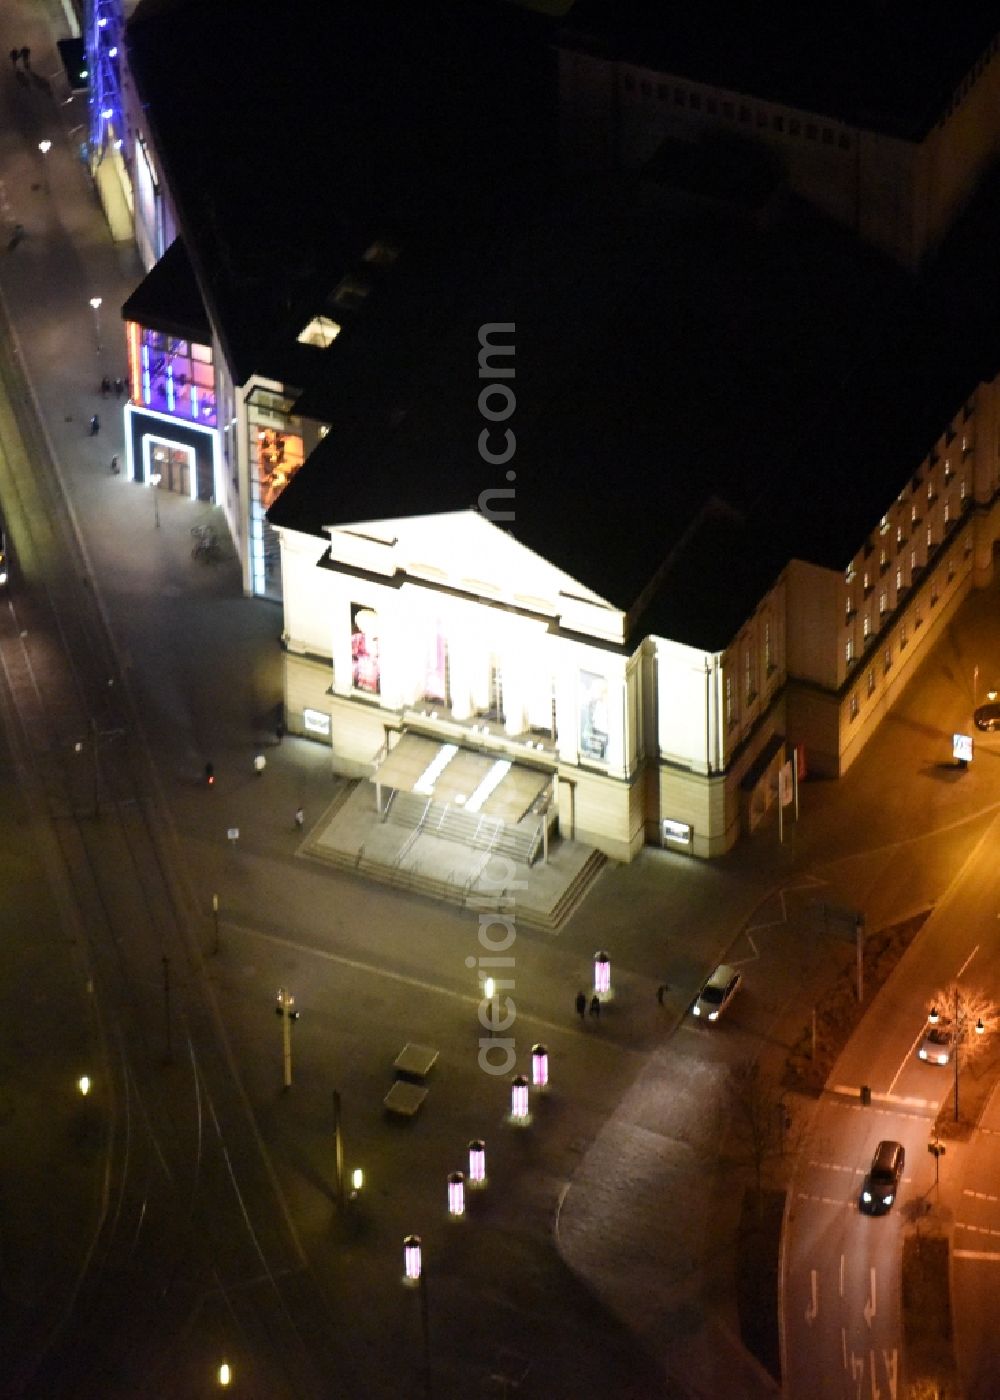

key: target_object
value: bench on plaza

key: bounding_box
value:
[383,1042,439,1116]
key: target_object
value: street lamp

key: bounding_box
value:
[275,988,299,1089]
[149,471,161,528]
[217,1362,232,1387]
[77,1075,91,1096]
[38,138,51,192]
[933,993,988,1122]
[89,295,103,354]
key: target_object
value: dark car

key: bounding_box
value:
[974,703,1000,732]
[860,1140,905,1214]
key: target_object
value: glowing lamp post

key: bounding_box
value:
[531,1043,549,1090]
[38,138,51,192]
[593,950,612,1001]
[510,1073,530,1125]
[447,1171,465,1218]
[89,296,103,354]
[350,1167,364,1199]
[403,1234,422,1284]
[217,1362,232,1387]
[468,1139,486,1186]
[77,1075,91,1096]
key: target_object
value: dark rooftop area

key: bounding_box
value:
[126,0,557,387]
[557,0,1000,142]
[121,237,211,343]
[270,162,1000,651]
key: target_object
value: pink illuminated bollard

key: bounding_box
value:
[531,1043,549,1089]
[594,950,611,999]
[403,1234,422,1283]
[447,1171,465,1217]
[468,1139,486,1186]
[510,1073,530,1123]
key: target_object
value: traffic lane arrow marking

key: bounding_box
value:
[805,1268,819,1325]
[863,1266,876,1328]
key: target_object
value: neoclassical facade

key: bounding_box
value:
[272,370,1000,863]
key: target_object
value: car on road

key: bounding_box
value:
[974,702,1000,731]
[917,1025,953,1065]
[860,1140,905,1214]
[690,964,741,1022]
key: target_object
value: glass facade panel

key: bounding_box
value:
[127,321,217,428]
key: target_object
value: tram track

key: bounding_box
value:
[0,296,334,1396]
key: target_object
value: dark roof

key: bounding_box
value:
[120,237,211,342]
[125,0,557,388]
[557,0,1000,142]
[269,165,1000,652]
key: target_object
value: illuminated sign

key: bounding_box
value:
[303,707,331,736]
[662,818,692,846]
[953,733,973,763]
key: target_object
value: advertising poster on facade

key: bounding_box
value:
[423,626,448,704]
[579,670,609,760]
[351,604,380,694]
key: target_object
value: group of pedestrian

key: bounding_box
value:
[9,47,31,70]
[575,981,669,1023]
[575,990,601,1021]
[99,376,126,398]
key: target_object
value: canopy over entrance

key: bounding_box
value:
[374,732,552,826]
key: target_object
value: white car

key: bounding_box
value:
[691,964,741,1023]
[917,1025,953,1065]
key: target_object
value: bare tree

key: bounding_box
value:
[728,1060,787,1216]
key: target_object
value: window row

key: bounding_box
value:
[622,72,852,149]
[846,555,962,674]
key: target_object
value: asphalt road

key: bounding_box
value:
[783,793,1000,1399]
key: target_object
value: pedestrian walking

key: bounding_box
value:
[114,376,124,397]
[19,47,30,69]
[575,990,586,1021]
[89,413,100,435]
[294,806,304,830]
[9,48,19,68]
[100,375,111,398]
[656,983,668,1006]
[275,720,285,745]
[109,454,119,474]
[589,994,600,1020]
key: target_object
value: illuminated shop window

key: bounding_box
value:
[128,323,216,427]
[255,427,304,512]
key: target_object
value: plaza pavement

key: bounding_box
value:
[4,2,1000,1392]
